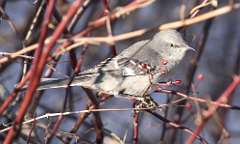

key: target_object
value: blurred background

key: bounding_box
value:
[0,0,240,143]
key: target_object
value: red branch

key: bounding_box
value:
[3,0,86,143]
[0,72,30,115]
[3,1,56,143]
[186,75,240,144]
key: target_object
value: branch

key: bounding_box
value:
[0,2,239,64]
[186,75,240,144]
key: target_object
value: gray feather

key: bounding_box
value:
[29,29,193,97]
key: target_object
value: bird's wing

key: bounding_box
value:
[36,39,154,95]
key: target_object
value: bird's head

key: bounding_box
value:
[151,29,195,69]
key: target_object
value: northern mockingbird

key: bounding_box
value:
[29,29,194,106]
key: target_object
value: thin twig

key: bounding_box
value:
[0,2,239,64]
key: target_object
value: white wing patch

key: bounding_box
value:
[113,59,120,69]
[122,67,136,76]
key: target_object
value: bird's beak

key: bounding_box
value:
[187,46,196,52]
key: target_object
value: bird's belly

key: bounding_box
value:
[95,74,152,96]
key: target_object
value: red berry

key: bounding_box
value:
[185,103,192,110]
[161,59,168,65]
[143,64,147,69]
[174,80,182,85]
[197,74,204,81]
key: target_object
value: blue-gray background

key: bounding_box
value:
[0,0,240,143]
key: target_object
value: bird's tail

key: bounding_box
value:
[21,74,94,91]
[37,78,73,90]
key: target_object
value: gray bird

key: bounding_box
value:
[35,29,194,102]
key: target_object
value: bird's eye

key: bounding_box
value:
[170,43,174,47]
